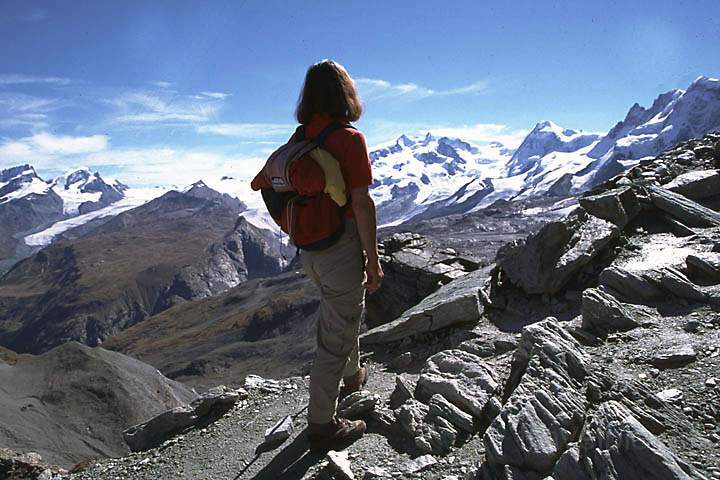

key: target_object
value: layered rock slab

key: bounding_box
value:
[553,401,700,480]
[496,209,619,295]
[482,318,590,474]
[360,266,491,345]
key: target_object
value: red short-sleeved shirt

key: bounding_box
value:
[303,112,373,191]
[251,113,373,218]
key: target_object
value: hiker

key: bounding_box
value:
[251,59,383,449]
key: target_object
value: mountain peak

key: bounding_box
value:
[396,134,415,148]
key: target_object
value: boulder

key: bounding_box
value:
[415,349,498,418]
[123,385,242,452]
[366,233,478,328]
[581,287,639,333]
[338,390,379,419]
[360,266,491,345]
[598,266,664,302]
[483,318,590,474]
[686,252,720,284]
[428,394,475,433]
[661,267,707,302]
[123,405,197,452]
[579,186,640,227]
[647,184,720,228]
[552,401,698,479]
[395,399,457,455]
[665,169,720,200]
[496,209,619,295]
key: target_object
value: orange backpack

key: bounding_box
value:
[251,123,352,250]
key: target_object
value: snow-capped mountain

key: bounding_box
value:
[0,165,135,271]
[505,121,601,176]
[370,133,513,225]
[51,168,128,215]
[371,75,720,225]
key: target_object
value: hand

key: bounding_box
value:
[364,260,384,293]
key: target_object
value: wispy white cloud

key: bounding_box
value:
[356,77,490,101]
[108,91,222,125]
[197,122,294,139]
[200,91,231,99]
[365,120,529,149]
[148,80,174,89]
[83,148,264,186]
[0,132,108,165]
[0,74,71,86]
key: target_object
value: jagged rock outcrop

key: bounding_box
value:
[578,186,640,227]
[361,266,490,344]
[553,401,698,480]
[496,208,619,295]
[581,287,640,333]
[482,318,589,474]
[415,349,498,418]
[366,232,478,328]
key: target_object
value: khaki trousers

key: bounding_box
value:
[302,220,365,424]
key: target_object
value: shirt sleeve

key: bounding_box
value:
[341,131,373,191]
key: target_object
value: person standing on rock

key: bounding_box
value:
[253,59,383,450]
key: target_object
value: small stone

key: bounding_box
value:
[656,388,683,403]
[389,352,414,369]
[649,345,697,368]
[402,454,437,474]
[683,319,702,333]
[363,466,389,479]
[327,450,355,480]
[707,377,718,388]
[264,415,293,444]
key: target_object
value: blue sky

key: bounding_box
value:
[1,0,719,186]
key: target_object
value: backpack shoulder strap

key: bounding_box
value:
[313,122,354,146]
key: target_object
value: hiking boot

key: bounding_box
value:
[339,365,368,398]
[307,417,366,451]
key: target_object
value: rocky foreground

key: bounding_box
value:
[4,133,720,479]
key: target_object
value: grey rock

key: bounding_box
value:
[389,376,415,409]
[598,266,664,302]
[647,184,720,228]
[416,349,498,417]
[361,266,491,344]
[428,394,475,433]
[366,232,478,329]
[655,388,684,403]
[396,399,458,455]
[189,385,242,417]
[264,415,293,444]
[483,318,589,474]
[579,186,640,227]
[661,267,707,301]
[666,169,720,200]
[402,454,437,474]
[497,208,619,295]
[123,405,197,452]
[396,399,430,439]
[363,466,390,479]
[327,450,355,480]
[686,252,720,284]
[649,345,697,368]
[581,287,640,333]
[337,390,379,419]
[552,401,699,479]
[123,385,241,452]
